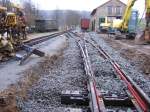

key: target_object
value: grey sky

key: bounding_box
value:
[12,0,145,17]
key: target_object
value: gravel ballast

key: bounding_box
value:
[17,32,150,112]
[18,36,86,112]
[86,40,127,96]
[89,32,150,97]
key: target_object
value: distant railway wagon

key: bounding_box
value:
[80,18,90,31]
[35,19,58,32]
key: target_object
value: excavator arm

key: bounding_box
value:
[144,0,150,41]
[120,0,137,31]
[145,0,150,27]
[115,0,150,42]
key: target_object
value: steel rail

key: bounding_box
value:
[84,40,106,112]
[77,40,104,112]
[70,31,150,111]
[69,31,150,111]
[24,31,68,46]
[86,35,150,111]
[67,32,106,112]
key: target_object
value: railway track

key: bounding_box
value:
[0,31,68,64]
[23,31,68,46]
[19,30,69,64]
[64,31,150,112]
[0,31,69,112]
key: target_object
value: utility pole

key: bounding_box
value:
[55,6,59,28]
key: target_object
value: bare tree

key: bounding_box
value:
[0,0,11,11]
[65,10,81,27]
[22,0,37,26]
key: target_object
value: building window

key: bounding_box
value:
[108,6,113,15]
[99,17,105,23]
[116,6,121,15]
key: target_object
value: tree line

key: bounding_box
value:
[0,0,90,29]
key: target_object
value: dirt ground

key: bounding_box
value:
[0,55,61,112]
[0,36,67,112]
[0,36,67,91]
[98,34,150,76]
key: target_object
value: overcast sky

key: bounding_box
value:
[12,0,145,17]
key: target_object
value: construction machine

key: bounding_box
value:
[0,3,27,61]
[112,0,150,42]
[0,6,15,60]
[99,17,111,33]
[8,3,27,44]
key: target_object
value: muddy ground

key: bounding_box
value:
[99,34,150,76]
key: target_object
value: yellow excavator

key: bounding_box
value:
[113,0,150,42]
[99,17,111,33]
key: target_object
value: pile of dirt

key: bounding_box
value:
[120,48,150,74]
[0,92,19,112]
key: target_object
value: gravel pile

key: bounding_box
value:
[89,32,150,97]
[18,36,86,112]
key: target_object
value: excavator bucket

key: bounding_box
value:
[144,28,150,42]
[135,28,150,44]
[135,0,150,44]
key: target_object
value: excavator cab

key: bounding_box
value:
[5,13,17,26]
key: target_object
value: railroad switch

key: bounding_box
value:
[61,90,89,106]
[16,44,45,65]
